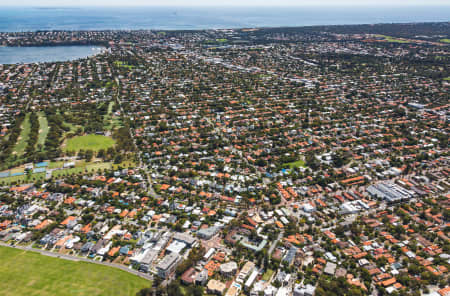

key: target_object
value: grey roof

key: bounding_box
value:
[197,226,220,238]
[157,253,180,271]
[367,182,412,202]
[324,262,337,275]
[173,232,197,246]
[141,249,158,265]
[283,246,298,264]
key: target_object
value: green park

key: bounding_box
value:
[0,246,149,296]
[64,134,116,152]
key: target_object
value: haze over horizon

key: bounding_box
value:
[2,0,450,6]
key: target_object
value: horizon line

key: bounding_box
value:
[2,4,450,7]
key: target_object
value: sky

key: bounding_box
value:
[2,0,450,6]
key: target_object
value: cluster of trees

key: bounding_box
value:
[77,149,95,162]
[25,113,39,159]
[175,245,205,277]
[136,281,203,296]
[67,103,108,134]
[0,114,24,165]
[113,126,135,152]
[315,277,365,296]
[65,145,129,164]
[305,152,320,171]
[45,111,68,159]
[332,150,351,168]
[97,147,119,161]
[86,103,108,133]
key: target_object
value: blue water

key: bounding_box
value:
[0,6,449,32]
[0,46,105,64]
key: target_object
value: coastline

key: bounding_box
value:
[0,45,107,65]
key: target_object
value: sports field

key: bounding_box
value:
[375,35,409,43]
[64,134,116,152]
[0,246,149,296]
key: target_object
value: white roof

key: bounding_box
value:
[166,240,186,254]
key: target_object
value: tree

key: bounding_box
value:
[185,286,203,296]
[136,288,153,296]
[97,149,106,159]
[166,281,183,296]
[81,213,94,224]
[85,149,94,162]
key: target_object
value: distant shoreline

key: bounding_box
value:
[0,21,449,34]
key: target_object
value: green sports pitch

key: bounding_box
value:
[0,246,149,296]
[64,134,116,152]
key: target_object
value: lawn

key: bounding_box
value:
[13,113,31,157]
[64,134,115,152]
[0,246,149,296]
[104,102,122,130]
[114,61,134,70]
[113,160,136,170]
[107,101,114,115]
[285,159,306,169]
[49,161,65,169]
[63,121,78,133]
[440,39,450,43]
[51,162,113,178]
[0,159,135,184]
[262,269,274,281]
[0,172,45,186]
[37,112,49,148]
[376,35,409,43]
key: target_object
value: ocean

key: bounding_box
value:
[0,6,449,32]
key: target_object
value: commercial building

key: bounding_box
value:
[197,226,220,240]
[166,240,187,254]
[367,182,414,203]
[173,232,197,246]
[156,252,181,278]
